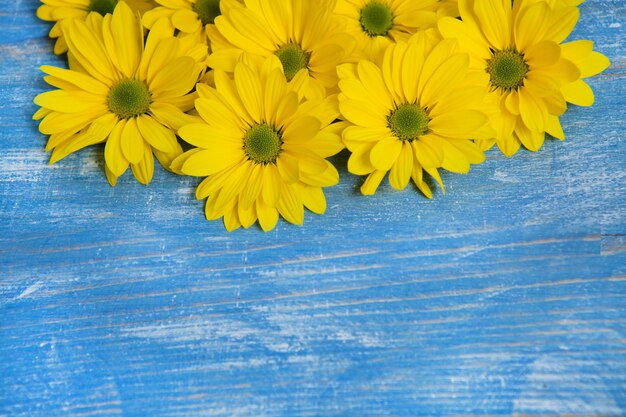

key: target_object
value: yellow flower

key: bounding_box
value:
[438,0,609,156]
[206,0,353,100]
[37,0,156,54]
[334,0,439,61]
[338,31,490,196]
[171,56,344,231]
[33,2,207,186]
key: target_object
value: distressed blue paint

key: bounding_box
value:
[0,0,624,416]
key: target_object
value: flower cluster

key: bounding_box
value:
[34,0,609,231]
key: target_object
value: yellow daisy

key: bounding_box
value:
[33,2,207,186]
[37,0,156,54]
[338,31,490,196]
[333,0,439,61]
[438,0,609,156]
[206,0,353,100]
[171,56,344,231]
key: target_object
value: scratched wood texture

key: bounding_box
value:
[1,1,625,416]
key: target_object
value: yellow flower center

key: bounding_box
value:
[388,103,429,141]
[88,0,117,15]
[192,0,221,26]
[275,43,310,82]
[244,123,283,164]
[360,1,394,37]
[107,79,152,119]
[486,49,529,92]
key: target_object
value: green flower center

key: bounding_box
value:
[107,79,152,119]
[486,49,529,92]
[243,123,282,164]
[360,1,394,37]
[88,0,117,15]
[192,0,221,26]
[387,103,429,141]
[275,43,310,82]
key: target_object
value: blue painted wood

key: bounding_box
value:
[0,1,624,416]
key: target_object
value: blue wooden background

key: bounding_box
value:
[1,1,625,416]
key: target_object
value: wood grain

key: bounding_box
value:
[0,1,624,416]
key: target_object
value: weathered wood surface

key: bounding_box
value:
[0,1,624,416]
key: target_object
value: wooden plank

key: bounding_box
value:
[0,0,624,416]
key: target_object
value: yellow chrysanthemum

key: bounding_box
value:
[37,0,156,54]
[142,0,240,41]
[334,0,439,61]
[33,2,207,186]
[338,31,490,196]
[171,56,344,231]
[206,0,353,100]
[438,0,609,156]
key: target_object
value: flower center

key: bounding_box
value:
[360,1,394,37]
[275,43,310,82]
[243,123,282,164]
[88,0,117,15]
[486,49,529,92]
[107,79,152,119]
[192,0,221,26]
[387,103,429,141]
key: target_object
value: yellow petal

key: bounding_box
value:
[261,164,282,207]
[181,148,243,176]
[475,0,509,50]
[277,184,304,226]
[440,138,470,174]
[65,19,115,82]
[514,1,549,52]
[299,185,326,215]
[515,121,545,151]
[360,170,386,196]
[136,115,179,153]
[518,88,546,132]
[276,152,299,183]
[238,203,257,229]
[130,142,155,185]
[562,78,595,106]
[34,90,105,113]
[429,110,488,138]
[525,40,561,69]
[544,6,578,44]
[347,144,376,175]
[150,57,198,99]
[256,198,279,231]
[172,8,201,32]
[420,53,469,108]
[178,123,240,149]
[357,60,392,111]
[120,118,145,164]
[104,120,130,177]
[40,65,109,95]
[299,162,339,187]
[370,136,402,171]
[234,62,263,122]
[108,1,142,77]
[239,163,263,210]
[412,136,443,169]
[339,99,386,128]
[546,114,565,140]
[389,142,413,190]
[213,161,250,213]
[283,116,321,143]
